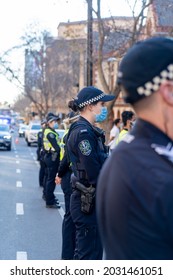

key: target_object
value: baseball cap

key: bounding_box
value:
[117,37,173,104]
[75,86,115,108]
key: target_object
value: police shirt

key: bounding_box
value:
[67,116,107,186]
[97,119,173,260]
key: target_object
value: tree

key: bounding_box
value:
[86,0,154,135]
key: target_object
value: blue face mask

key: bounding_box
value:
[95,107,108,123]
[53,123,58,129]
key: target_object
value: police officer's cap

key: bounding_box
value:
[117,37,173,104]
[75,86,115,108]
[46,112,59,123]
[41,118,47,125]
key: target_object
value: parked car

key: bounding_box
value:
[0,124,12,150]
[18,124,28,137]
[25,122,41,146]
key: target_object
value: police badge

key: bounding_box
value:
[78,140,92,156]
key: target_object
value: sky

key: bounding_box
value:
[0,0,139,105]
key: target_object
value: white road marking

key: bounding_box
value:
[16,251,27,260]
[16,203,24,215]
[16,169,21,173]
[16,160,20,164]
[16,181,22,188]
[33,156,36,160]
[15,155,19,158]
[58,207,65,219]
[54,192,64,195]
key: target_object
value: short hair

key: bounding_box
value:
[121,111,134,126]
[114,118,121,125]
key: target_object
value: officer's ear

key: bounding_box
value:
[160,81,173,106]
[88,104,94,111]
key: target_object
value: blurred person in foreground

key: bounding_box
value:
[97,37,173,260]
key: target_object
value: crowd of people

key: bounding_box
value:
[36,36,173,260]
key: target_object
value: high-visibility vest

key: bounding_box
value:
[60,129,68,160]
[43,128,59,152]
[116,129,128,145]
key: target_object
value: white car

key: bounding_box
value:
[25,122,41,146]
[18,124,28,137]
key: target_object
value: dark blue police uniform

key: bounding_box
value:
[97,119,173,260]
[67,116,108,260]
[44,127,60,207]
[37,130,46,187]
[58,133,76,259]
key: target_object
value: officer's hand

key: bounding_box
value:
[55,176,61,185]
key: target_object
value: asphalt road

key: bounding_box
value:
[0,131,65,260]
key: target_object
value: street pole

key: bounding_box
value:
[87,0,93,86]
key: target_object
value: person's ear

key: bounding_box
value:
[160,81,173,105]
[88,104,94,111]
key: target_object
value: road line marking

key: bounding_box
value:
[54,192,63,195]
[16,160,20,164]
[15,155,19,158]
[16,181,22,188]
[58,207,65,219]
[16,251,27,260]
[16,203,24,215]
[33,156,36,160]
[16,169,21,173]
[30,152,34,156]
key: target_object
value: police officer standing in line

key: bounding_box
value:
[97,37,173,260]
[55,112,79,260]
[37,119,47,188]
[66,86,115,260]
[43,113,61,209]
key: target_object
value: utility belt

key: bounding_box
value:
[74,181,95,214]
[44,150,58,162]
[76,170,87,180]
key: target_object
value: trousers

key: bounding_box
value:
[70,188,103,260]
[61,170,76,259]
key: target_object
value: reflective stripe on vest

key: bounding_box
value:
[43,128,59,151]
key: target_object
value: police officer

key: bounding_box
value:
[43,113,61,209]
[37,118,47,188]
[97,37,173,260]
[66,86,115,260]
[55,112,79,259]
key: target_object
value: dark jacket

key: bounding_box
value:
[97,119,173,260]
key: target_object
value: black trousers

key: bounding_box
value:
[61,170,76,259]
[44,154,59,205]
[70,176,103,260]
[39,159,46,187]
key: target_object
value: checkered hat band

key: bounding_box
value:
[137,64,173,97]
[78,93,105,108]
